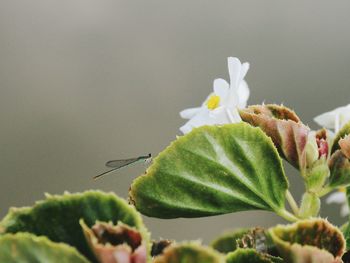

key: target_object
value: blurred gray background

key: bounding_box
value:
[1,0,350,244]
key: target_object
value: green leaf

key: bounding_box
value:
[331,121,350,154]
[151,240,173,257]
[328,150,350,188]
[328,131,350,188]
[226,249,283,263]
[0,190,149,262]
[153,242,224,263]
[304,158,329,192]
[343,189,350,249]
[129,123,290,219]
[211,228,249,253]
[0,232,89,263]
[269,219,345,263]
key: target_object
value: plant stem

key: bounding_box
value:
[318,186,332,197]
[277,209,299,222]
[286,190,299,215]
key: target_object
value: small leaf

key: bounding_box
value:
[226,248,283,263]
[153,242,224,263]
[0,232,89,263]
[129,123,289,218]
[80,219,147,263]
[239,104,309,170]
[304,158,329,192]
[339,135,350,159]
[343,190,350,249]
[235,227,276,254]
[269,219,345,263]
[331,121,350,154]
[0,190,150,262]
[328,151,350,188]
[151,240,173,257]
[211,228,249,254]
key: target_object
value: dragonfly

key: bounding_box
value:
[93,153,152,180]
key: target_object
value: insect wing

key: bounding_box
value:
[105,158,140,168]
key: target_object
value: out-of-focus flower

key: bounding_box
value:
[314,104,350,133]
[179,57,250,134]
[326,188,349,217]
[315,106,350,218]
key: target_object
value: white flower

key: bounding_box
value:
[314,104,350,133]
[179,57,250,134]
[326,189,349,217]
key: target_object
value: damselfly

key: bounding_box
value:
[94,153,152,180]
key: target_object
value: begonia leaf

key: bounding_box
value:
[0,191,149,262]
[211,228,249,253]
[0,232,89,263]
[269,219,345,263]
[153,242,224,263]
[332,121,350,154]
[239,104,309,170]
[129,123,289,219]
[226,248,283,263]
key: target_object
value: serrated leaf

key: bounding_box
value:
[153,242,224,263]
[343,190,350,250]
[80,219,147,263]
[332,121,350,154]
[0,232,89,263]
[0,190,149,262]
[239,104,309,170]
[151,240,173,257]
[339,135,350,159]
[328,150,350,188]
[129,123,289,219]
[226,248,283,263]
[211,228,249,253]
[269,219,345,263]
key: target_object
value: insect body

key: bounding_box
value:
[94,153,152,180]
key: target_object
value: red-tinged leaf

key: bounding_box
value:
[328,150,350,188]
[153,242,224,263]
[269,219,345,263]
[239,104,309,170]
[339,135,350,159]
[80,220,147,263]
[332,121,350,154]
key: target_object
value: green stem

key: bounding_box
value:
[318,186,332,197]
[286,190,299,215]
[277,209,299,222]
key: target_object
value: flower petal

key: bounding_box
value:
[240,62,250,80]
[340,203,349,217]
[237,80,250,108]
[213,78,229,99]
[209,106,231,124]
[314,112,338,130]
[179,123,193,135]
[326,191,346,204]
[314,104,350,131]
[179,109,211,134]
[227,57,242,89]
[179,107,202,119]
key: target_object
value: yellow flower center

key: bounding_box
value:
[339,187,346,193]
[206,95,220,110]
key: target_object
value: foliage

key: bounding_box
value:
[2,85,350,261]
[0,191,149,262]
[129,123,294,221]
